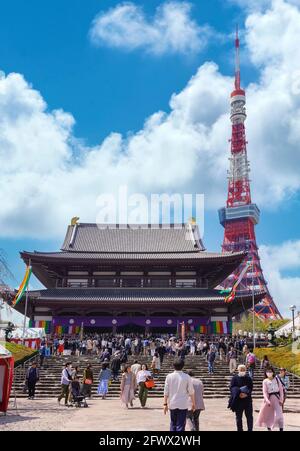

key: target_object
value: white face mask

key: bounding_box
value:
[239,371,246,377]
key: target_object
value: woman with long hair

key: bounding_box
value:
[97,362,112,400]
[82,364,94,399]
[256,367,284,431]
[120,365,136,409]
[151,352,161,377]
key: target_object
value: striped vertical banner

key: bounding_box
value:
[29,320,51,333]
[210,321,232,334]
[55,326,63,335]
[195,325,208,334]
[55,325,77,335]
[68,326,81,335]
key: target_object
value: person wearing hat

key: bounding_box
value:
[228,364,253,431]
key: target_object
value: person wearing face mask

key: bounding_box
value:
[228,364,253,431]
[256,367,284,431]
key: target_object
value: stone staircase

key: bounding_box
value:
[11,354,300,400]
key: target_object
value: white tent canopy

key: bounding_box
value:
[11,328,45,339]
[275,314,300,337]
[0,344,11,357]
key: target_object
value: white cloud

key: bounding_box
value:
[0,0,300,243]
[0,63,232,239]
[228,0,271,10]
[228,0,300,11]
[89,1,212,55]
[260,240,300,317]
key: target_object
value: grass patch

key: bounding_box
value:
[255,344,300,377]
[0,341,37,366]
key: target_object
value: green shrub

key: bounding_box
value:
[255,345,300,376]
[0,341,37,366]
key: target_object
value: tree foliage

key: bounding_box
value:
[233,314,289,334]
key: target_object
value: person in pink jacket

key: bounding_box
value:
[256,367,284,431]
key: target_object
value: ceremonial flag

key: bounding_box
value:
[211,321,232,334]
[29,320,51,334]
[12,266,32,307]
[195,325,208,334]
[181,322,185,342]
[80,322,84,340]
[224,262,251,304]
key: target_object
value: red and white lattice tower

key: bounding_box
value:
[218,28,281,319]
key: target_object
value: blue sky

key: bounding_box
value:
[0,0,237,143]
[0,0,300,319]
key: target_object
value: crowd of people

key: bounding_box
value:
[23,332,290,432]
[38,332,261,363]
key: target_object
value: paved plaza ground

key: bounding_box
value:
[0,398,299,431]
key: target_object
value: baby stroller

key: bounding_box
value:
[71,381,88,408]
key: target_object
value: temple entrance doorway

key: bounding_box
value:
[117,324,145,334]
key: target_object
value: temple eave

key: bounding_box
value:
[14,289,265,318]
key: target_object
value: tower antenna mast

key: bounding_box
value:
[235,25,241,91]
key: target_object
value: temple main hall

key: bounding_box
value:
[15,222,264,335]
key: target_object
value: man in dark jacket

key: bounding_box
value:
[26,362,40,400]
[156,343,166,365]
[111,353,121,381]
[100,348,111,362]
[228,364,253,431]
[206,347,216,374]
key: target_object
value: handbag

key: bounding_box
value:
[145,379,155,389]
[85,378,93,385]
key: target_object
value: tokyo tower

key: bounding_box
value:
[218,28,281,319]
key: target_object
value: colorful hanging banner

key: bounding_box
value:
[54,325,81,335]
[80,322,84,340]
[68,326,81,335]
[29,320,51,334]
[224,262,251,304]
[12,266,32,307]
[210,321,232,334]
[195,325,208,334]
[181,322,186,342]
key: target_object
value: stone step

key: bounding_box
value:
[12,355,300,400]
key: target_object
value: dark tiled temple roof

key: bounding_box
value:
[25,288,264,304]
[21,250,245,261]
[60,223,205,253]
[20,223,247,291]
